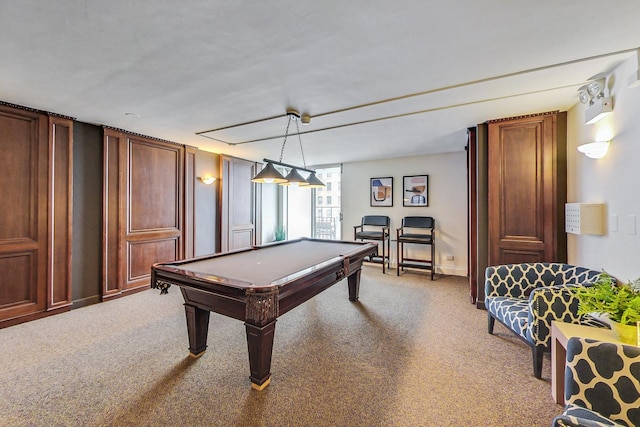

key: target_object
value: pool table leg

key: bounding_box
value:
[185,304,210,357]
[348,269,362,301]
[245,320,276,390]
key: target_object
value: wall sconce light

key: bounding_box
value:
[577,141,610,159]
[578,77,613,124]
[198,176,216,185]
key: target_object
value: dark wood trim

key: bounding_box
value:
[486,110,560,123]
[185,146,197,259]
[467,127,477,304]
[47,115,73,310]
[102,125,182,147]
[474,124,489,309]
[0,100,75,120]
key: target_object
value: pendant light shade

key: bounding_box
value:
[251,162,287,183]
[250,108,325,188]
[279,168,307,186]
[300,171,325,188]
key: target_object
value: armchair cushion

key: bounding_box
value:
[553,405,624,426]
[554,338,640,427]
[485,297,529,339]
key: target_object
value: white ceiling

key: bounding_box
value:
[2,1,640,166]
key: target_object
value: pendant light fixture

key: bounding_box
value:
[251,109,325,188]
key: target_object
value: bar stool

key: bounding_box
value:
[396,216,435,279]
[353,215,390,273]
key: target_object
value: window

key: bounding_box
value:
[312,165,341,239]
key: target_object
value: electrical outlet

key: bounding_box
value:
[445,255,454,261]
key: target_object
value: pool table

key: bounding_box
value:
[151,238,377,390]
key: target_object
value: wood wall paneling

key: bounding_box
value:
[48,116,73,309]
[103,131,124,297]
[220,155,257,252]
[0,104,72,327]
[0,107,48,323]
[466,127,477,304]
[0,252,38,313]
[129,139,180,231]
[470,114,565,310]
[184,147,197,259]
[128,238,178,281]
[469,124,489,309]
[102,129,185,299]
[487,112,567,267]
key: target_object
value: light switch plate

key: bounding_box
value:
[627,215,637,235]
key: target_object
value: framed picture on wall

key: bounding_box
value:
[403,175,428,207]
[370,177,393,207]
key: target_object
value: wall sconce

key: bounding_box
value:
[578,77,613,124]
[198,175,216,185]
[577,141,610,159]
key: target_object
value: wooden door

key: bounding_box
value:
[487,112,567,265]
[220,155,258,252]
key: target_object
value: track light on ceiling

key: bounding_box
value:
[251,109,325,188]
[578,76,613,124]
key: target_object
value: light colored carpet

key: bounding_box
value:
[0,267,560,426]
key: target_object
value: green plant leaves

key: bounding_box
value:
[573,272,640,325]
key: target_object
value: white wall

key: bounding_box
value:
[342,151,468,276]
[260,183,279,244]
[567,55,640,281]
[194,151,219,256]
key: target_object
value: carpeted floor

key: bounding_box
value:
[0,267,561,426]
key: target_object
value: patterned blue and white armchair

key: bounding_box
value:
[552,337,640,427]
[485,263,604,378]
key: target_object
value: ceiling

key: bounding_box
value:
[2,1,640,166]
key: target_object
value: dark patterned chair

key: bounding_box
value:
[552,337,640,427]
[485,263,605,378]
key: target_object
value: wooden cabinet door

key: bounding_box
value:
[487,112,566,265]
